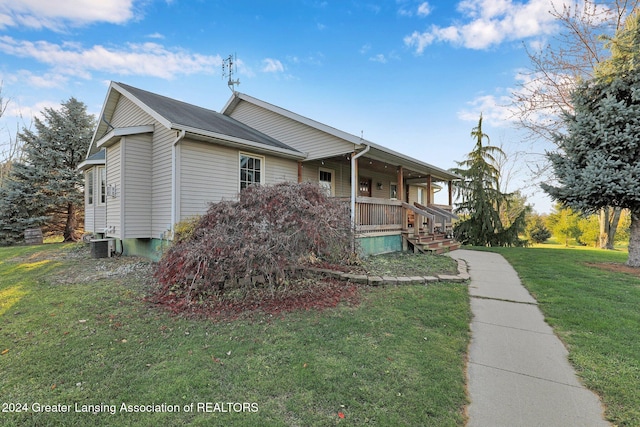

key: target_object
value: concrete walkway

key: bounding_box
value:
[449,249,610,427]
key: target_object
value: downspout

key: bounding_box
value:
[171,130,186,238]
[350,144,371,232]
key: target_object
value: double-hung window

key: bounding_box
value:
[86,169,94,206]
[97,166,106,205]
[239,153,264,190]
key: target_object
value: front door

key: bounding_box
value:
[359,178,372,197]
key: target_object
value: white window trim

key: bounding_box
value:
[86,169,94,206]
[97,166,106,206]
[390,181,398,199]
[319,167,335,197]
[239,152,265,191]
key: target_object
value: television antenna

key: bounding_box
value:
[222,54,240,93]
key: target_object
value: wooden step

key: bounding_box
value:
[403,234,459,255]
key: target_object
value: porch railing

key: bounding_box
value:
[355,197,404,234]
[336,197,456,236]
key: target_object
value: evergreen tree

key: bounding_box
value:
[525,214,551,244]
[0,98,95,244]
[451,115,526,246]
[543,13,640,266]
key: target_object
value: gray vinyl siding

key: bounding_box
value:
[111,96,153,128]
[301,159,351,197]
[107,94,172,238]
[123,135,152,238]
[264,155,298,186]
[95,203,106,233]
[151,126,174,236]
[179,140,238,219]
[179,140,299,220]
[229,101,353,159]
[106,142,122,238]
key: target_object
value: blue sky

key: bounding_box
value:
[0,0,586,213]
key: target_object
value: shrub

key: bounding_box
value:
[173,215,201,244]
[153,182,355,307]
[526,214,552,244]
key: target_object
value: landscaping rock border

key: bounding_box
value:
[307,258,470,286]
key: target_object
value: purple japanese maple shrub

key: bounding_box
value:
[154,182,355,305]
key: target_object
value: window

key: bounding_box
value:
[417,188,424,205]
[97,166,106,205]
[319,168,334,196]
[390,182,398,199]
[240,153,264,190]
[86,169,94,205]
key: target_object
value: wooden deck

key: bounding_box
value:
[347,197,460,253]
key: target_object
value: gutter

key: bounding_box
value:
[350,144,371,228]
[170,129,187,237]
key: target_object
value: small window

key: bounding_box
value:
[98,166,106,205]
[240,153,264,190]
[390,182,398,199]
[86,169,94,205]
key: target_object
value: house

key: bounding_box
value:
[79,82,460,260]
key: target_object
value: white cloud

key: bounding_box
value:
[0,36,222,80]
[0,0,137,31]
[17,70,69,88]
[261,58,285,73]
[458,64,578,128]
[417,2,432,16]
[458,93,515,127]
[397,1,432,17]
[405,0,572,52]
[369,54,387,63]
[403,30,436,53]
[147,32,165,39]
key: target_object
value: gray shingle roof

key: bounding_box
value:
[86,149,105,161]
[116,82,300,153]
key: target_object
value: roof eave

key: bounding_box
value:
[95,125,155,149]
[365,144,461,182]
[174,124,308,160]
[77,158,106,171]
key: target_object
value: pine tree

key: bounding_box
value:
[451,115,526,246]
[543,13,640,266]
[0,98,95,244]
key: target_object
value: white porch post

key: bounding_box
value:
[350,145,371,242]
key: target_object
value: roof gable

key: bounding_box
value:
[223,93,366,147]
[114,83,298,153]
[223,92,461,182]
[87,82,303,159]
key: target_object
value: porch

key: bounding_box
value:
[349,196,460,255]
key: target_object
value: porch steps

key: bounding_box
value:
[403,232,460,255]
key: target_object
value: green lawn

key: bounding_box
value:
[0,244,470,426]
[483,244,640,427]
